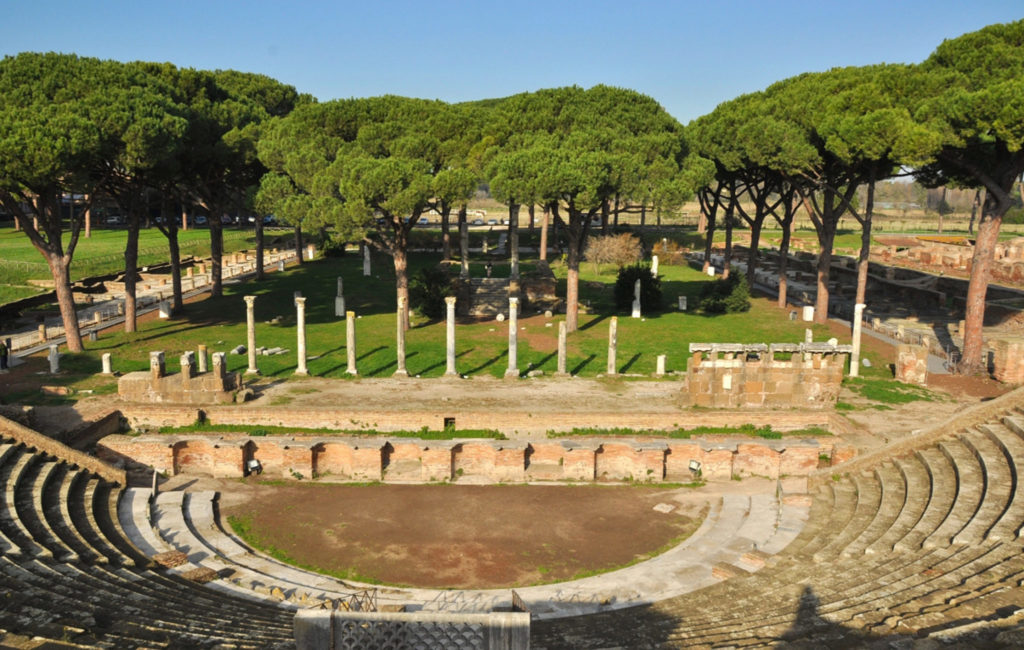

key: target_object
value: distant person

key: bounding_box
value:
[485,262,493,278]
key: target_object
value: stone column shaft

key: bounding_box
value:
[395,296,408,376]
[295,297,308,375]
[197,344,208,373]
[850,303,865,378]
[505,297,519,378]
[557,321,568,376]
[244,296,259,374]
[607,316,618,375]
[346,311,358,375]
[445,296,458,376]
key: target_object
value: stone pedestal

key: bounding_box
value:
[335,296,346,318]
[678,295,687,311]
[244,296,259,375]
[101,353,112,375]
[802,306,814,322]
[556,321,568,376]
[149,351,165,390]
[656,354,666,376]
[896,344,928,385]
[992,337,1024,384]
[651,255,659,277]
[445,296,458,376]
[38,323,46,343]
[346,311,358,375]
[394,296,408,377]
[295,297,308,376]
[607,316,618,375]
[197,344,208,374]
[363,246,371,277]
[159,301,171,319]
[631,279,642,318]
[505,297,519,378]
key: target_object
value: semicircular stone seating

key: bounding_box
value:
[531,405,1024,648]
[0,432,294,649]
[133,484,811,618]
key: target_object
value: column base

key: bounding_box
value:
[504,368,520,378]
[294,369,308,376]
[346,368,358,376]
[393,369,409,377]
[245,368,260,375]
[444,370,459,377]
[554,371,570,377]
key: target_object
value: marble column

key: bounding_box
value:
[346,311,358,375]
[335,277,345,317]
[445,296,458,376]
[101,352,113,375]
[394,296,408,376]
[607,316,618,375]
[850,303,866,378]
[656,354,667,376]
[631,279,642,318]
[244,296,259,374]
[363,245,371,276]
[505,297,519,378]
[295,297,308,376]
[556,321,568,376]
[197,344,208,373]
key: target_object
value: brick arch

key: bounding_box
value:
[172,439,243,477]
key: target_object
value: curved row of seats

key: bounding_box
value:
[135,486,810,618]
[531,408,1024,648]
[0,436,295,649]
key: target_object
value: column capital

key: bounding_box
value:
[445,296,457,306]
[243,295,256,307]
[294,296,306,307]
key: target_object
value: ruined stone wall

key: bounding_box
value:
[0,414,126,485]
[117,350,242,405]
[97,433,853,483]
[684,343,850,409]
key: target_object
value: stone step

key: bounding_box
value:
[980,422,1024,540]
[68,476,131,565]
[56,466,108,564]
[798,480,857,558]
[813,471,881,560]
[956,428,1013,544]
[24,459,75,561]
[866,455,930,554]
[924,439,983,548]
[895,448,956,552]
[843,462,905,556]
[1,451,51,558]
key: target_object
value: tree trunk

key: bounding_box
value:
[961,207,1003,373]
[294,225,304,266]
[123,213,140,333]
[600,199,609,235]
[528,204,535,234]
[255,217,265,281]
[702,212,715,273]
[539,207,549,262]
[814,217,837,324]
[969,188,984,236]
[46,253,83,352]
[723,213,733,280]
[84,202,91,239]
[613,195,620,229]
[777,222,791,308]
[640,203,646,232]
[508,203,519,278]
[441,205,452,262]
[162,200,184,312]
[209,219,224,298]
[855,179,875,307]
[938,187,947,234]
[181,206,188,231]
[746,218,762,289]
[393,244,411,331]
[458,205,469,277]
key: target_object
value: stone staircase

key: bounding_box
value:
[0,434,294,648]
[531,406,1024,648]
[467,277,514,317]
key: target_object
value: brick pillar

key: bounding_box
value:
[445,296,458,376]
[149,351,165,390]
[211,352,227,390]
[180,352,195,390]
[505,297,519,378]
[244,296,259,375]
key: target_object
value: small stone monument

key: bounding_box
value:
[295,297,308,376]
[346,311,358,375]
[805,329,813,344]
[159,301,172,319]
[607,316,618,375]
[678,295,687,311]
[896,344,928,386]
[706,266,715,277]
[363,245,371,277]
[101,352,113,375]
[277,260,285,272]
[556,321,568,376]
[335,277,346,317]
[631,279,642,318]
[244,296,259,375]
[505,297,519,378]
[802,306,814,322]
[48,345,60,374]
[197,344,208,373]
[651,255,659,277]
[656,354,667,376]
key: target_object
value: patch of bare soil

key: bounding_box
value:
[221,483,701,589]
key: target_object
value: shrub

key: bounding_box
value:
[699,274,751,314]
[409,265,454,319]
[614,264,662,313]
[584,233,642,272]
[650,238,688,265]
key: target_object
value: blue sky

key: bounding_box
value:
[2,1,1021,123]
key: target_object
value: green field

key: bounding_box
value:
[2,249,899,405]
[0,226,280,305]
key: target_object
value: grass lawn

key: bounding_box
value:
[5,249,897,405]
[0,225,284,303]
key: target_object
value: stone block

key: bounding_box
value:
[896,344,929,386]
[734,443,780,479]
[991,337,1024,384]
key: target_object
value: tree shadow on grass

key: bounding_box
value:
[578,315,609,331]
[620,353,642,373]
[413,348,475,377]
[522,351,557,376]
[318,345,386,376]
[571,354,596,375]
[365,351,418,377]
[464,349,507,375]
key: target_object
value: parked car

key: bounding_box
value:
[471,218,484,225]
[418,217,429,225]
[486,219,498,225]
[103,214,125,226]
[193,215,208,226]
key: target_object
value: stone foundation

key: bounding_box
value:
[685,343,850,409]
[97,433,853,482]
[991,337,1024,385]
[118,350,244,404]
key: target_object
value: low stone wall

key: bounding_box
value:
[684,343,850,409]
[96,433,853,483]
[294,609,531,650]
[992,337,1024,384]
[0,414,126,485]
